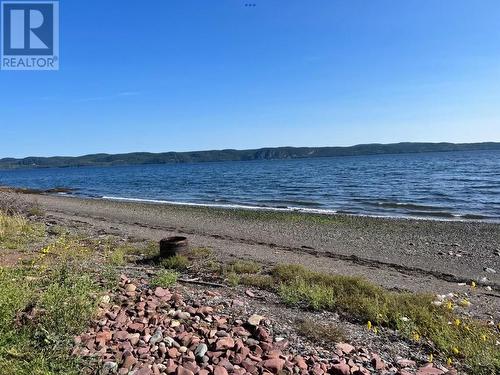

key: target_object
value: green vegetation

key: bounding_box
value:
[226,272,240,287]
[151,270,178,287]
[0,264,100,374]
[160,254,189,270]
[0,212,45,249]
[271,264,500,374]
[107,246,127,266]
[1,142,499,170]
[228,260,261,274]
[239,274,274,289]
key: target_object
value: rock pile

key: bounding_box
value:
[73,275,453,375]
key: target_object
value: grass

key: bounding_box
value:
[240,274,274,289]
[227,260,261,274]
[271,264,500,374]
[0,264,100,374]
[107,246,127,266]
[296,319,345,343]
[151,270,178,288]
[0,211,45,249]
[160,254,189,270]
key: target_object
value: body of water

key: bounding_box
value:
[1,150,499,221]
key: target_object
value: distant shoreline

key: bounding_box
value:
[1,142,499,170]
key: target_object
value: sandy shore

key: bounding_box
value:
[23,193,500,317]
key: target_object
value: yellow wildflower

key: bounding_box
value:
[454,318,461,326]
[447,358,452,366]
[446,301,453,310]
[413,332,420,342]
[367,321,372,330]
[452,347,459,355]
[459,299,471,308]
[481,334,487,341]
[428,353,433,363]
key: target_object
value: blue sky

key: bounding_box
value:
[1,0,499,158]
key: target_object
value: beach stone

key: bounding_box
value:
[331,363,350,375]
[102,361,118,374]
[335,343,355,354]
[214,365,229,375]
[150,330,163,345]
[263,358,285,372]
[154,287,168,297]
[121,351,137,369]
[247,314,264,326]
[176,366,194,375]
[195,343,208,359]
[215,337,235,350]
[371,354,385,370]
[397,359,416,367]
[416,366,445,375]
[125,284,137,292]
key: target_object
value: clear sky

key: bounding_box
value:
[1,0,499,158]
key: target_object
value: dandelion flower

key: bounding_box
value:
[367,321,372,330]
[452,347,459,355]
[447,358,452,366]
[446,301,453,310]
[454,318,461,326]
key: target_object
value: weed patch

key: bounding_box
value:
[151,270,178,287]
[272,264,500,374]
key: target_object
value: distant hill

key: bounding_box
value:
[0,142,499,170]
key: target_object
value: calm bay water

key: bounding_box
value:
[1,150,499,221]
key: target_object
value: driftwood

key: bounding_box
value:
[177,278,225,288]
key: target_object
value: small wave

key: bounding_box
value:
[100,195,338,215]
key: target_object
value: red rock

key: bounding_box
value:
[416,367,445,375]
[214,365,229,375]
[371,354,385,370]
[294,355,307,370]
[121,351,137,369]
[262,358,285,372]
[397,359,416,368]
[95,330,112,344]
[114,330,129,340]
[215,337,235,350]
[165,359,177,374]
[135,366,152,375]
[176,366,194,375]
[335,343,355,355]
[331,363,350,375]
[128,322,145,332]
[168,347,181,358]
[154,287,168,297]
